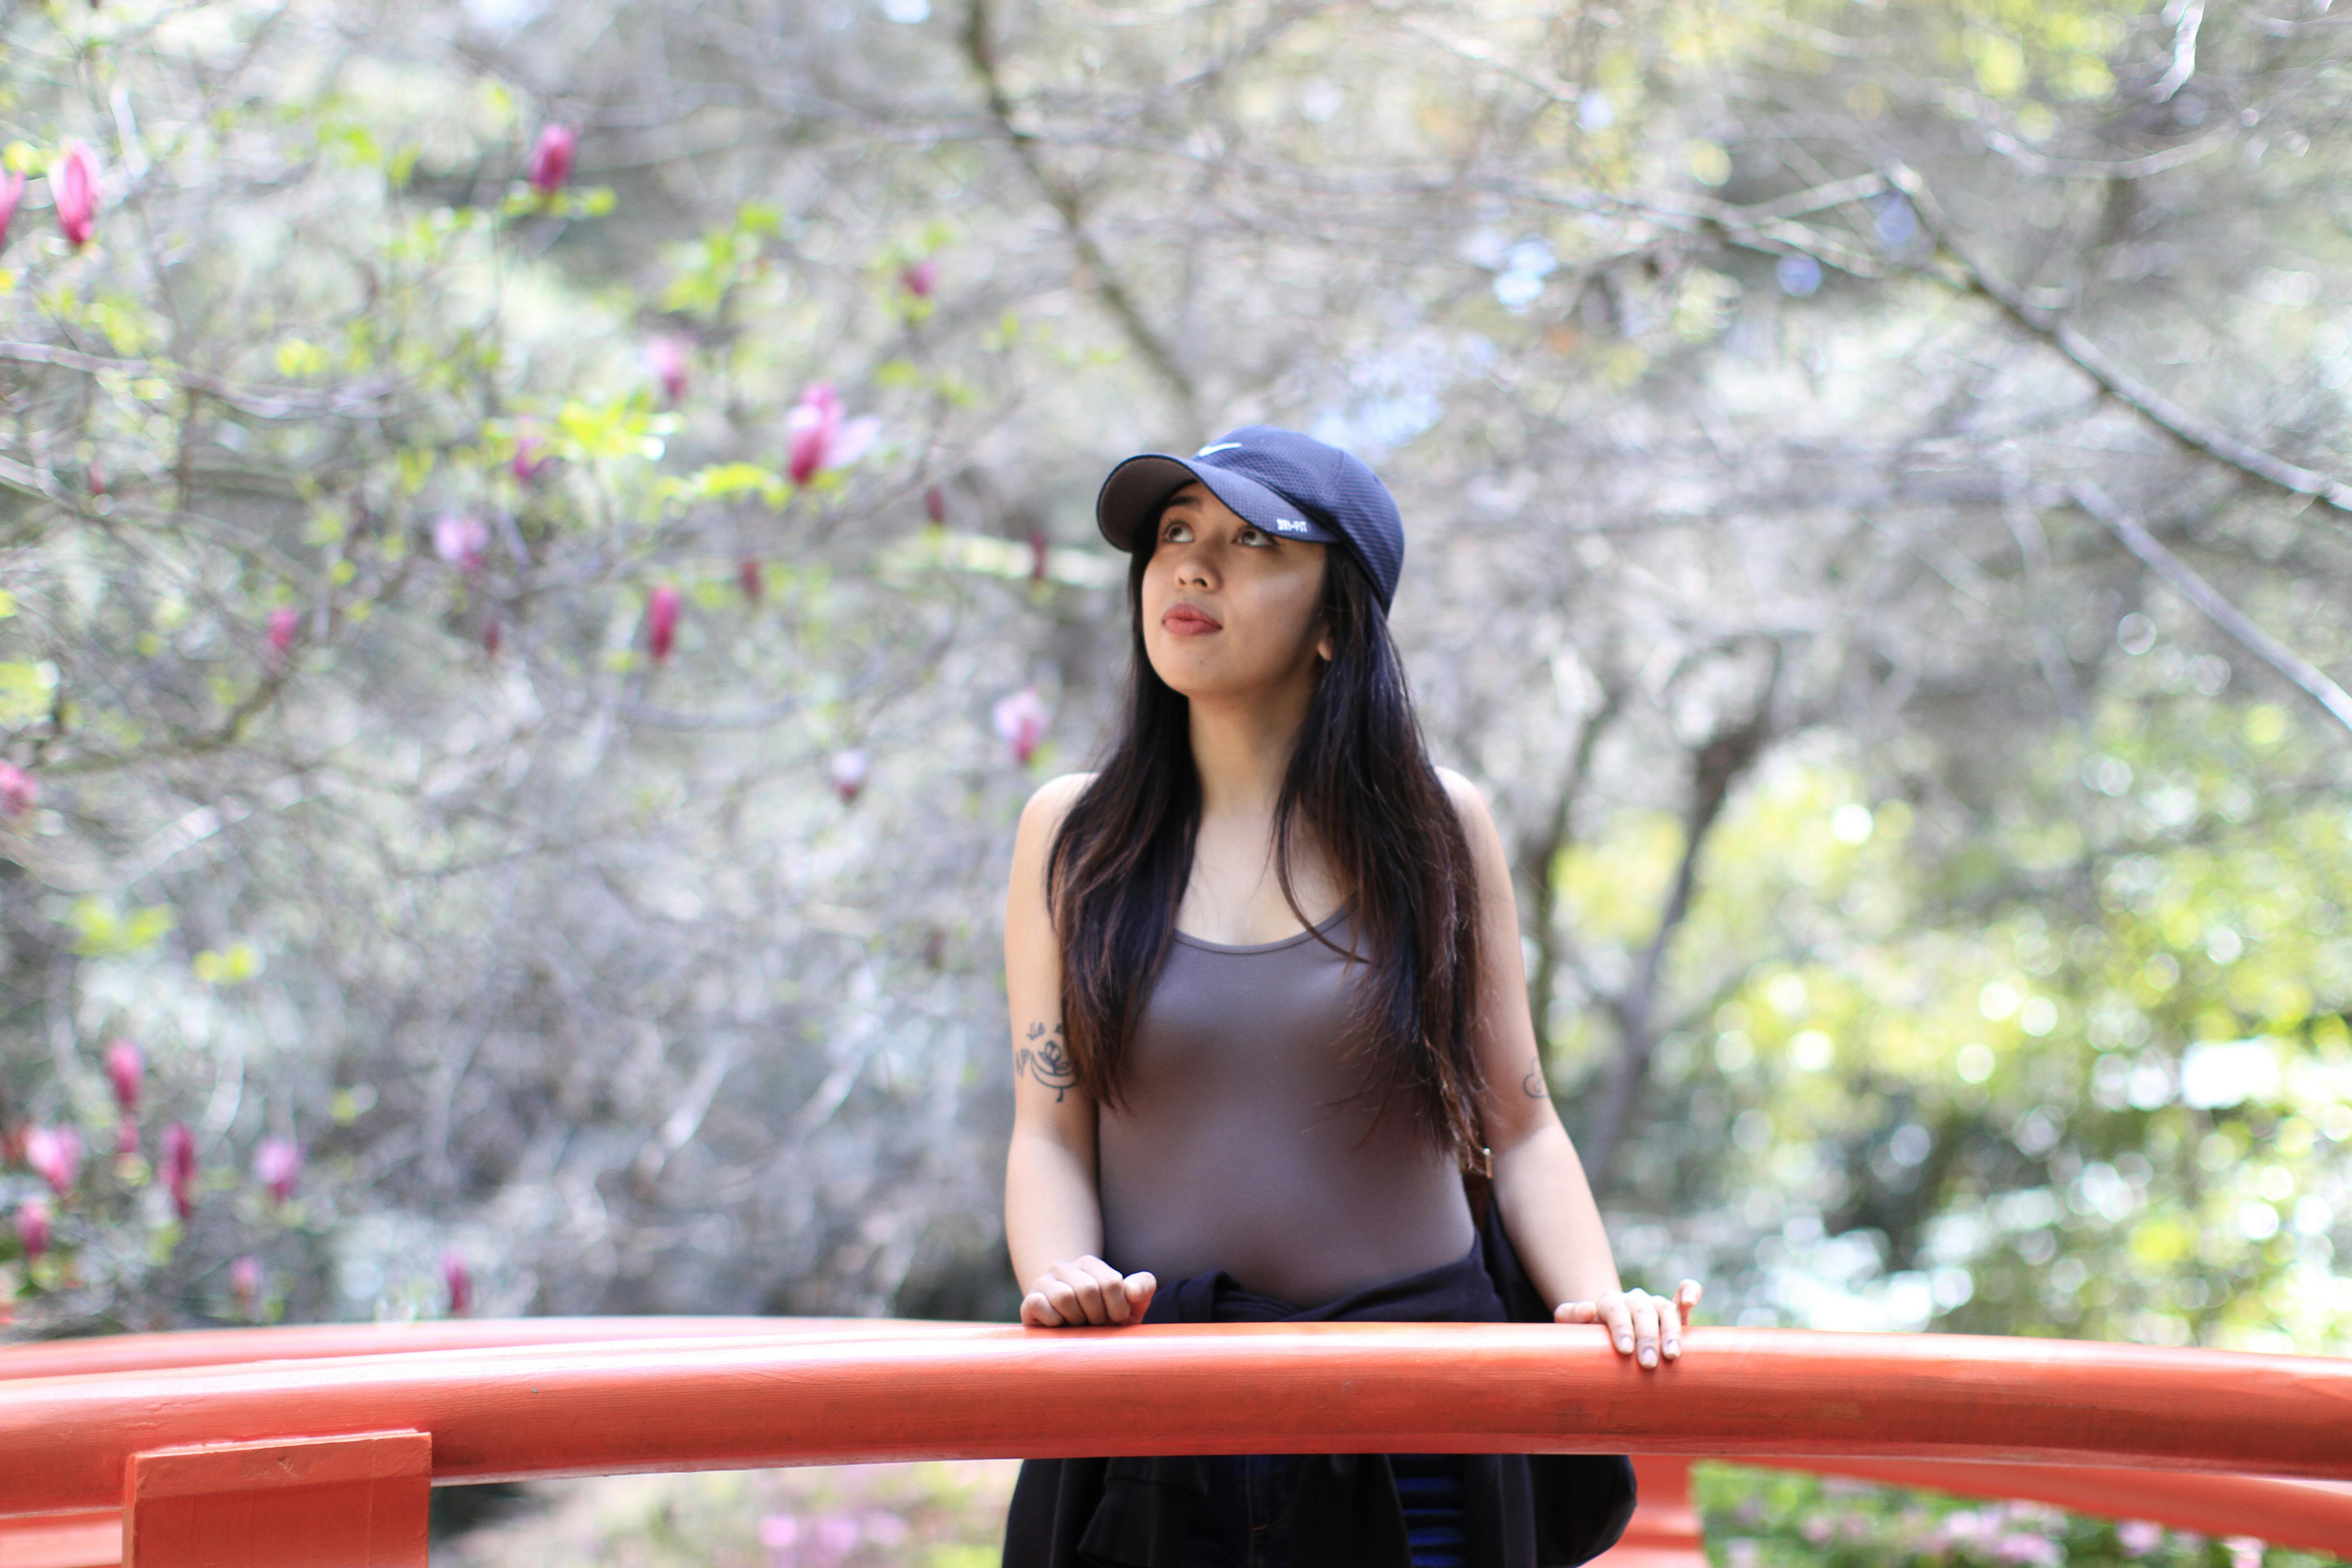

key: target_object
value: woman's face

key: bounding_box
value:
[1139,481,1331,701]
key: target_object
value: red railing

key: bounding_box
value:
[2,1321,2348,1566]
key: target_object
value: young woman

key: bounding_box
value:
[1000,427,1699,1568]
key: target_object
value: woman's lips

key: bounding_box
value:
[1161,604,1222,636]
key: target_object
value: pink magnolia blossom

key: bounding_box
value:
[254,1136,302,1203]
[827,749,869,804]
[0,764,38,819]
[0,172,24,253]
[229,1254,261,1314]
[511,432,553,485]
[992,687,1049,766]
[898,258,939,298]
[1992,1533,2061,1568]
[526,124,577,196]
[2224,1538,2266,1568]
[646,335,691,404]
[2117,1521,2164,1558]
[26,1126,81,1197]
[267,607,299,658]
[87,460,106,498]
[115,1118,139,1158]
[645,585,681,662]
[442,1249,473,1315]
[784,382,881,485]
[103,1039,142,1113]
[738,558,764,604]
[161,1122,197,1220]
[433,513,490,573]
[15,1199,50,1260]
[50,141,98,249]
[924,484,946,525]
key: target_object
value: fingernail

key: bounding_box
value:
[1617,1335,1632,1351]
[1641,1349,1656,1367]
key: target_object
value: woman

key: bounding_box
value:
[1001,426,1699,1568]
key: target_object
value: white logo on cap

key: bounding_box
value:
[1194,441,1244,456]
[1272,518,1310,533]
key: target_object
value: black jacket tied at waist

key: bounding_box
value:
[1001,1196,1637,1568]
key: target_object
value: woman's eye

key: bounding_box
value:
[1237,526,1271,547]
[1160,520,1193,544]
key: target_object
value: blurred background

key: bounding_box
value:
[3,0,2349,1559]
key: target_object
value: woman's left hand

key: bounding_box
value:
[1554,1279,1701,1369]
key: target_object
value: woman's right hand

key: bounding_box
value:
[1020,1256,1157,1328]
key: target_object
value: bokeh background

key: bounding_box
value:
[4,0,2350,1559]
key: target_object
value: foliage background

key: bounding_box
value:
[3,0,2350,1554]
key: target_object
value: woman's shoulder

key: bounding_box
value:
[1432,765,1492,822]
[1433,766,1507,861]
[1014,771,1099,846]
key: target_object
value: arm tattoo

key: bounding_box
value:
[1522,1062,1549,1100]
[1018,1020,1078,1102]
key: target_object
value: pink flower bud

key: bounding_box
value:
[0,172,24,254]
[511,432,552,485]
[785,382,880,485]
[482,618,502,657]
[924,484,946,526]
[230,1254,260,1314]
[26,1126,82,1197]
[898,258,939,298]
[254,1136,302,1203]
[646,336,691,404]
[828,749,869,804]
[87,460,106,498]
[442,1249,473,1315]
[15,1200,50,1260]
[267,607,299,658]
[116,1118,139,1158]
[526,123,577,196]
[51,141,99,249]
[992,687,1049,766]
[103,1039,142,1113]
[432,513,490,573]
[162,1122,197,1220]
[0,763,38,818]
[1029,526,1050,586]
[645,584,681,662]
[738,559,764,604]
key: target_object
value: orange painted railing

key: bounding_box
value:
[2,1321,2349,1565]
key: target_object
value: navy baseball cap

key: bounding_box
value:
[1095,425,1406,613]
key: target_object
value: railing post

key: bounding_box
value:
[121,1431,428,1568]
[1594,1456,1705,1568]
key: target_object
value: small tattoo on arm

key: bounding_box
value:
[1522,1063,1548,1099]
[1019,1021,1078,1102]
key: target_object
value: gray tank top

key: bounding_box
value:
[1095,905,1475,1308]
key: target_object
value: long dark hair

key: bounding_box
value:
[1045,540,1489,1165]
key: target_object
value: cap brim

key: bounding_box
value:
[1095,453,1342,553]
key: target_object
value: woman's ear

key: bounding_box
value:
[1316,628,1335,662]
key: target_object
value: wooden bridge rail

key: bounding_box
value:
[2,1321,2348,1566]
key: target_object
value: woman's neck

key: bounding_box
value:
[1186,679,1313,821]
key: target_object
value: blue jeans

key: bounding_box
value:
[1176,1453,1469,1568]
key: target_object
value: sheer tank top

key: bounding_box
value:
[1095,905,1476,1308]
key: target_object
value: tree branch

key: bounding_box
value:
[1888,167,2352,517]
[960,0,1199,421]
[2068,480,2352,737]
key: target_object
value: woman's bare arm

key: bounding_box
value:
[1003,773,1157,1327]
[1441,769,1700,1368]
